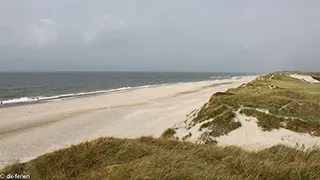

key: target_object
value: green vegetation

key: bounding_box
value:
[193,104,230,124]
[240,109,320,135]
[190,72,320,137]
[160,128,177,140]
[199,110,240,137]
[2,137,320,180]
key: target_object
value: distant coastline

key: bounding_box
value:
[0,72,252,106]
[0,78,242,107]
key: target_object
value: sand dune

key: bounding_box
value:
[0,76,257,168]
[174,110,320,151]
[215,112,320,150]
[290,74,320,83]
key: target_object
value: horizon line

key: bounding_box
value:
[0,70,263,74]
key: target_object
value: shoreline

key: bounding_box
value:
[0,75,257,168]
[0,77,243,108]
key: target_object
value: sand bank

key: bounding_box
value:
[0,76,257,168]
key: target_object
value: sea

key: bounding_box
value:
[0,72,252,105]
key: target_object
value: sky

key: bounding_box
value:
[0,0,320,72]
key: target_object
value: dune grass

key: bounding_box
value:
[199,110,240,137]
[2,137,320,180]
[160,128,178,140]
[240,108,320,136]
[189,72,320,137]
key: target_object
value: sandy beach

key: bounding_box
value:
[0,76,257,168]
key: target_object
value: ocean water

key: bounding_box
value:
[0,72,249,105]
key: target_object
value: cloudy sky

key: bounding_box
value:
[0,0,319,72]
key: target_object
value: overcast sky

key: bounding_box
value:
[0,0,319,72]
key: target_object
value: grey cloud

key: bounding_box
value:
[80,14,129,46]
[23,18,58,48]
[0,0,320,72]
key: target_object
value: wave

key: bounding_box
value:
[231,76,242,80]
[0,76,241,105]
[0,84,163,105]
[1,97,39,104]
[211,76,242,81]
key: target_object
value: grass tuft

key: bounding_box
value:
[199,110,240,137]
[2,137,320,180]
[160,128,178,140]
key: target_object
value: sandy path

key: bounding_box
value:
[0,76,256,168]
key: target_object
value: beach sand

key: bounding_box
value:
[0,76,257,168]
